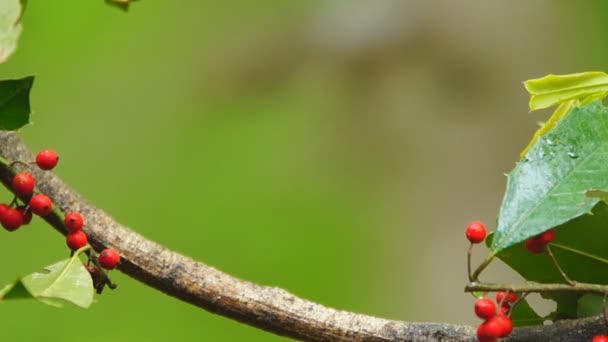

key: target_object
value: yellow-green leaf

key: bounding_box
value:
[524,72,608,111]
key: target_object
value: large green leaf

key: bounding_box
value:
[491,101,608,252]
[0,257,94,308]
[525,72,608,111]
[0,0,23,64]
[0,76,33,130]
[490,202,608,319]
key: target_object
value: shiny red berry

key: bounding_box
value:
[0,207,23,231]
[494,314,513,337]
[474,298,496,320]
[477,318,501,342]
[592,335,608,342]
[537,229,555,244]
[524,229,555,254]
[64,212,84,232]
[496,291,517,305]
[29,194,53,216]
[465,221,487,244]
[66,230,88,251]
[35,149,59,170]
[16,206,32,225]
[524,238,545,253]
[12,172,35,196]
[98,249,120,270]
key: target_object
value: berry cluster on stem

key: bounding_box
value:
[464,219,608,341]
[0,149,121,294]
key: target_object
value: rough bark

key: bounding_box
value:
[0,131,603,341]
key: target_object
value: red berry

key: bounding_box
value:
[474,298,496,320]
[592,335,608,342]
[66,230,88,251]
[494,314,513,337]
[29,194,53,216]
[524,229,555,254]
[0,207,23,231]
[524,238,546,254]
[496,291,517,305]
[98,249,120,270]
[36,149,59,170]
[16,206,32,225]
[477,318,502,342]
[499,305,509,315]
[465,221,487,244]
[64,212,84,232]
[12,172,35,196]
[537,229,555,244]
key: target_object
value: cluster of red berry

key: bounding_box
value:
[0,150,58,231]
[1,149,121,288]
[474,293,514,342]
[465,221,608,341]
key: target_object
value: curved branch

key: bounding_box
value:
[0,131,603,341]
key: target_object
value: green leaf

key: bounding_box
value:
[491,101,608,253]
[524,72,608,111]
[519,99,575,158]
[490,203,608,319]
[510,299,544,327]
[0,0,23,64]
[0,76,34,130]
[576,294,604,318]
[0,257,93,308]
[21,258,93,308]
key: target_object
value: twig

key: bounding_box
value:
[1,131,607,341]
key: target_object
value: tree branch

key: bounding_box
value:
[0,130,604,341]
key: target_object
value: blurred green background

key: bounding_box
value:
[1,1,607,341]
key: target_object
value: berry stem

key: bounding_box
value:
[507,292,529,316]
[470,254,495,282]
[545,245,576,286]
[467,243,474,282]
[89,253,118,293]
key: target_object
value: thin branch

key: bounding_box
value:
[466,282,608,295]
[0,131,604,341]
[545,245,576,286]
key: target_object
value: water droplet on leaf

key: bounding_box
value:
[543,138,556,146]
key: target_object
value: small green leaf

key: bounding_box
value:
[0,76,34,130]
[21,258,93,308]
[0,0,23,64]
[0,257,93,308]
[491,101,608,252]
[524,72,608,111]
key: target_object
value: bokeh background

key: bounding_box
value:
[0,1,606,340]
